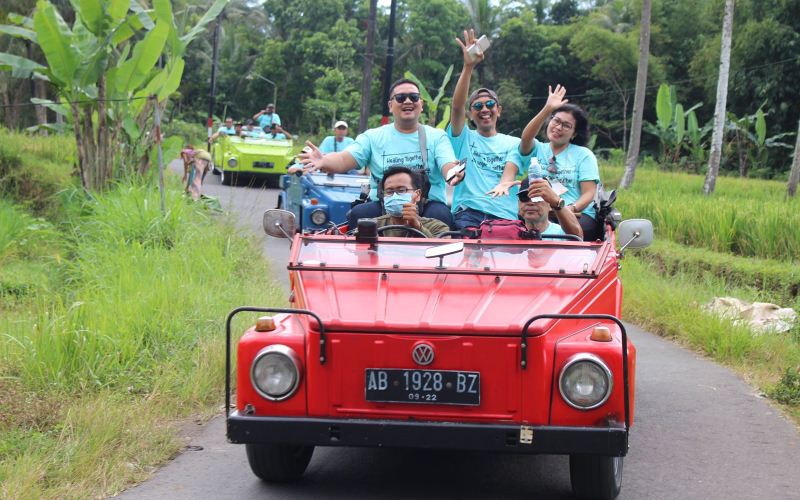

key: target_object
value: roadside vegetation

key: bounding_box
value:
[0,130,284,497]
[602,162,800,421]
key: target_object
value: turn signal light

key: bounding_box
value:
[255,316,276,332]
[310,198,319,205]
[590,326,612,342]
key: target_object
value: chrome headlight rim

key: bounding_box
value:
[250,344,302,401]
[310,208,328,225]
[558,353,613,411]
[227,157,238,168]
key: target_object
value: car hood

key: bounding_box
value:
[294,270,602,336]
[227,141,293,156]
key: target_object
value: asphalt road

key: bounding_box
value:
[117,165,800,499]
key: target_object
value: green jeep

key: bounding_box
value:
[211,135,298,186]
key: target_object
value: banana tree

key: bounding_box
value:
[0,0,226,190]
[644,83,701,167]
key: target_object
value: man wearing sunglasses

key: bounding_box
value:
[517,177,582,238]
[448,30,527,231]
[298,78,460,229]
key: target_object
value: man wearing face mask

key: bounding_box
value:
[374,167,450,237]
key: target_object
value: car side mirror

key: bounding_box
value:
[263,209,296,238]
[617,219,653,255]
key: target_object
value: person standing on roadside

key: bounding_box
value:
[253,103,281,132]
[299,78,461,228]
[319,121,355,154]
[187,150,212,201]
[447,29,528,231]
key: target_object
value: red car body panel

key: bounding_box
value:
[233,232,635,431]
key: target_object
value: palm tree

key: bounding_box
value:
[620,0,652,189]
[704,0,735,195]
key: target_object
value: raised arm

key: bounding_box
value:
[299,141,358,174]
[451,29,484,137]
[519,85,568,155]
[252,109,265,120]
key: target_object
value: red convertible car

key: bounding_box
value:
[225,211,653,499]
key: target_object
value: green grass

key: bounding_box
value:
[602,163,800,261]
[621,255,800,420]
[0,176,285,497]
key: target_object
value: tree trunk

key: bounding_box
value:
[621,94,628,155]
[358,0,377,133]
[97,76,110,187]
[621,0,652,189]
[704,0,735,195]
[71,103,89,190]
[736,130,747,177]
[788,119,800,197]
[34,79,48,127]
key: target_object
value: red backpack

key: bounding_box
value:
[466,219,541,240]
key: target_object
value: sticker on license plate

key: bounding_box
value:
[365,368,480,406]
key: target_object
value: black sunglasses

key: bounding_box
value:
[391,92,421,104]
[472,100,496,111]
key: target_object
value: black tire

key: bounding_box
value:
[245,443,314,482]
[221,169,232,186]
[569,455,623,500]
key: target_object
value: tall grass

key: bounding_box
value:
[1,179,285,497]
[602,164,800,261]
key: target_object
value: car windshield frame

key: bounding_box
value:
[290,235,609,279]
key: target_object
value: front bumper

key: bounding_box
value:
[227,412,628,456]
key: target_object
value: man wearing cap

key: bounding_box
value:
[253,103,281,131]
[319,121,355,154]
[299,78,461,229]
[447,30,527,231]
[517,177,582,238]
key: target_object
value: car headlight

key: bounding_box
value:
[310,208,328,226]
[558,353,613,410]
[250,345,302,401]
[228,157,238,167]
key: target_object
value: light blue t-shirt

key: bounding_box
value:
[217,126,236,135]
[525,140,600,218]
[265,133,287,140]
[243,128,265,138]
[541,221,566,236]
[319,136,355,154]
[257,112,281,129]
[345,124,456,204]
[447,125,523,219]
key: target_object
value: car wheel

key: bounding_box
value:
[569,455,623,500]
[211,162,220,175]
[245,443,314,482]
[221,169,232,186]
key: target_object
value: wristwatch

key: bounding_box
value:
[552,198,565,211]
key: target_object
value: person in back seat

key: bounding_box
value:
[517,177,582,239]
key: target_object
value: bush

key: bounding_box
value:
[769,368,800,405]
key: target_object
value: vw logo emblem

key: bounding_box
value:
[412,343,435,366]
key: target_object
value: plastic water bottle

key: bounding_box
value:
[529,157,543,184]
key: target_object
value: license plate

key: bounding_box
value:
[365,369,480,406]
[253,161,274,169]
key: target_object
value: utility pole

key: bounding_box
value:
[358,0,378,133]
[380,0,397,125]
[207,11,223,144]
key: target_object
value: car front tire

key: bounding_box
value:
[245,443,314,482]
[221,169,232,186]
[569,454,623,500]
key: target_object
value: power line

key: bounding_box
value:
[527,55,800,101]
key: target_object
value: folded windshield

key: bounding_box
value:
[293,237,605,278]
